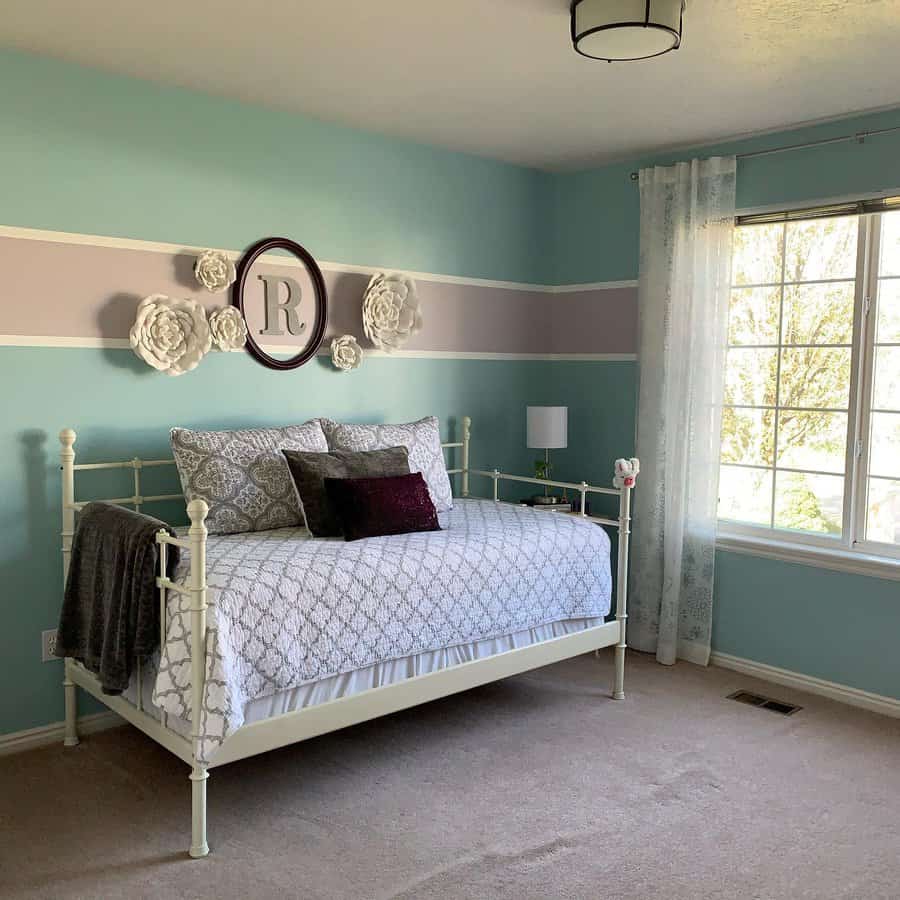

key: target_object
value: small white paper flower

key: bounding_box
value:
[209,306,248,351]
[361,272,422,352]
[129,294,212,376]
[194,249,236,294]
[331,334,363,372]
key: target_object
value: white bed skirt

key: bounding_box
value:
[127,617,604,750]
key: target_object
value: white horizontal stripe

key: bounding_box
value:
[710,651,900,720]
[0,334,636,361]
[0,224,636,294]
[0,335,133,349]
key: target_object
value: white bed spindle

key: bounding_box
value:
[59,428,79,748]
[613,476,633,701]
[187,498,210,859]
[158,532,169,731]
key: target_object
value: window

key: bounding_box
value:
[718,203,900,561]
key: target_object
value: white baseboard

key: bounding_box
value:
[710,652,900,719]
[0,710,123,757]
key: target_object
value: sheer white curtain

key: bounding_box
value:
[629,157,736,666]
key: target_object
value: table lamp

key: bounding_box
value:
[526,406,567,504]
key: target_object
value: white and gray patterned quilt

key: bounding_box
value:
[153,498,611,762]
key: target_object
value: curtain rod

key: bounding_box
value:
[628,123,900,182]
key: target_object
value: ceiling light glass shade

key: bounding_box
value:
[571,0,684,61]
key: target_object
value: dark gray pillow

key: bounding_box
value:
[282,446,410,537]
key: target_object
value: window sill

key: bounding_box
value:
[716,533,900,582]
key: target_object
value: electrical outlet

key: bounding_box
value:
[41,629,59,662]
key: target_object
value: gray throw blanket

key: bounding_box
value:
[56,502,180,695]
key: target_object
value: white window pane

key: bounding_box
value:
[728,287,780,345]
[732,223,784,286]
[724,348,777,406]
[721,407,774,467]
[784,217,858,282]
[876,279,900,344]
[773,471,843,536]
[866,478,900,545]
[779,348,851,409]
[879,210,900,278]
[777,411,848,474]
[873,346,900,410]
[781,283,854,345]
[718,465,772,525]
[869,412,900,478]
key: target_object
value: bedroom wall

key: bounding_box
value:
[0,50,634,739]
[546,107,900,702]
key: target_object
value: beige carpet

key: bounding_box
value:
[1,650,899,900]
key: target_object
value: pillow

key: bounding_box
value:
[324,472,441,542]
[170,421,328,535]
[282,446,410,537]
[326,416,453,512]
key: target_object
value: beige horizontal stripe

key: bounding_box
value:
[0,229,638,356]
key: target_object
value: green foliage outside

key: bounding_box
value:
[721,217,857,534]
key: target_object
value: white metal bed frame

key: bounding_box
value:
[58,417,637,858]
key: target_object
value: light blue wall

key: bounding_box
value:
[0,49,562,736]
[549,109,900,702]
[550,107,900,285]
[0,49,548,284]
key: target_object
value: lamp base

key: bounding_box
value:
[531,493,563,506]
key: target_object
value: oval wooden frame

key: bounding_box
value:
[231,236,328,370]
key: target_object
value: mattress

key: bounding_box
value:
[144,498,612,762]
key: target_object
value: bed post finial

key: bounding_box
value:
[461,416,471,498]
[187,496,210,857]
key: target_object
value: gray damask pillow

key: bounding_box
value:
[326,416,453,512]
[170,421,328,535]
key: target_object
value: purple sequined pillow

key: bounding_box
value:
[323,472,441,542]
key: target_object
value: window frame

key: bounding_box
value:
[717,207,900,571]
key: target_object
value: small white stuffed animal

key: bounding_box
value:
[613,458,640,489]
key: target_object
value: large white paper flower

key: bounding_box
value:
[361,272,422,352]
[194,249,236,294]
[129,294,212,376]
[209,306,248,351]
[331,334,363,372]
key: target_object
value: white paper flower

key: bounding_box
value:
[331,334,363,372]
[129,294,212,376]
[194,249,236,294]
[361,272,422,352]
[209,306,248,351]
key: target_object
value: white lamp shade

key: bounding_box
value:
[527,406,568,449]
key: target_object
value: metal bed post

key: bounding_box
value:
[59,429,79,748]
[186,498,210,859]
[461,416,471,498]
[613,477,633,701]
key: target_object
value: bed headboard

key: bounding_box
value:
[58,416,472,567]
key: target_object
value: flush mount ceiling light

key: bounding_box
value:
[571,0,685,62]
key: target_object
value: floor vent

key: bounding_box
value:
[727,690,801,715]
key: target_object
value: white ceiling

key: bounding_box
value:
[3,0,900,170]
